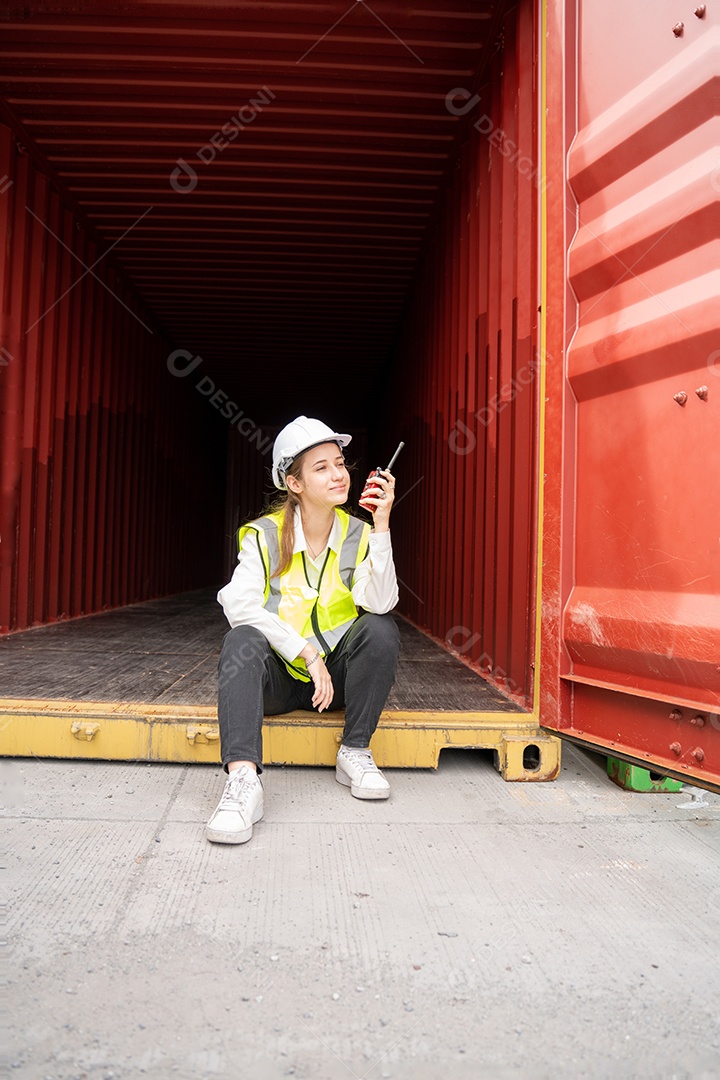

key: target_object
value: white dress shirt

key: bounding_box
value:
[217,507,399,663]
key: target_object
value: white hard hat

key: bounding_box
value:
[272,415,351,489]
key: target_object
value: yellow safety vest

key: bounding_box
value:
[238,508,372,681]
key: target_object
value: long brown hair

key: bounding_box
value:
[265,456,304,578]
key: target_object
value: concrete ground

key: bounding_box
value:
[6,745,720,1080]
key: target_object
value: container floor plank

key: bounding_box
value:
[0,588,520,713]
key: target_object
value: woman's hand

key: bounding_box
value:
[308,656,334,712]
[360,469,396,532]
[299,644,334,711]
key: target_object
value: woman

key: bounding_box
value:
[208,415,400,845]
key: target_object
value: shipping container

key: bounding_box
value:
[1,0,718,791]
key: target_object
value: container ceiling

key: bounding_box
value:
[1,1,504,422]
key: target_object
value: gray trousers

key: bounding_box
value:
[217,613,400,773]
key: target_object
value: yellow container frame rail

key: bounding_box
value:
[0,698,561,782]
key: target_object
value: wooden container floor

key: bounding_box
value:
[0,588,521,714]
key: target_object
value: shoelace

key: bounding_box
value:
[218,770,258,811]
[340,749,378,772]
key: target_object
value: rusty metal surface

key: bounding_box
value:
[542,0,719,787]
[380,0,539,705]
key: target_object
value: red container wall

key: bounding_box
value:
[563,1,720,709]
[0,128,225,633]
[222,425,276,578]
[559,0,719,783]
[539,0,719,789]
[383,1,539,705]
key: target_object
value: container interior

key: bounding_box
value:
[1,0,541,709]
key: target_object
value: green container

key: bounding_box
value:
[607,757,683,793]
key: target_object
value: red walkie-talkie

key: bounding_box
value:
[358,441,405,509]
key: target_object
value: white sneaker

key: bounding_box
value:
[206,765,264,844]
[336,746,390,800]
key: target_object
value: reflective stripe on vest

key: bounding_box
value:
[238,508,371,681]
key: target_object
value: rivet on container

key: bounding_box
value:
[669,709,682,721]
[669,742,682,756]
[689,714,706,728]
[694,5,706,17]
[695,385,708,400]
[672,21,684,36]
[691,748,705,763]
[673,391,688,405]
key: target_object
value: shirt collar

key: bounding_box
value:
[292,505,343,555]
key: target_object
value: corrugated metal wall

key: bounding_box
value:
[0,127,225,633]
[384,1,539,704]
[0,2,502,429]
[222,425,276,579]
[559,0,720,775]
[564,0,719,708]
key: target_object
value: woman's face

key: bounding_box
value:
[291,442,350,508]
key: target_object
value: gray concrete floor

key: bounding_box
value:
[6,745,720,1080]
